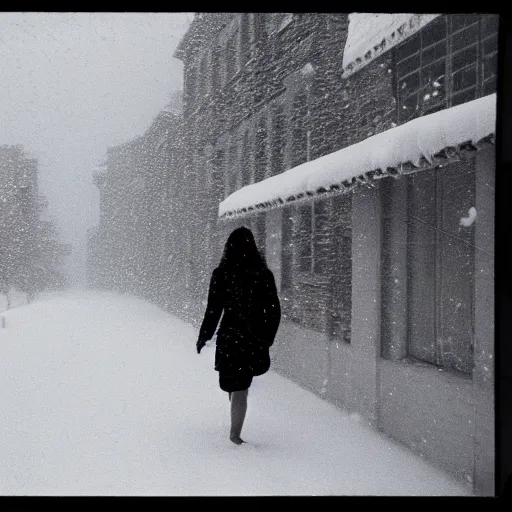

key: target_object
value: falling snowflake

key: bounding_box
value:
[301,63,315,76]
[460,207,477,227]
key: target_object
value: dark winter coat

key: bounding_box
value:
[197,266,281,376]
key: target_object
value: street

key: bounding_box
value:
[0,291,471,496]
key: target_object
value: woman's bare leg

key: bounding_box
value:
[230,389,248,445]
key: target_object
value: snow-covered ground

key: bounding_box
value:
[0,291,472,496]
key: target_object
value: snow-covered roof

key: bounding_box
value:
[218,93,496,220]
[342,13,440,78]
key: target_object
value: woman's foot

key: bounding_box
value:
[229,389,248,446]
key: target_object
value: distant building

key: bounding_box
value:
[175,13,497,495]
[0,145,38,293]
[0,144,68,296]
[89,104,184,308]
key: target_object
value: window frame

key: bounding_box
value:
[281,207,294,292]
[395,14,498,123]
[297,198,329,276]
[380,164,476,375]
[225,31,238,83]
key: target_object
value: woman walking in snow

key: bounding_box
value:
[196,226,281,445]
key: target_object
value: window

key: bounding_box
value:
[395,14,498,122]
[450,15,479,107]
[211,47,221,91]
[291,93,308,167]
[313,200,329,274]
[253,213,266,254]
[226,32,237,82]
[253,13,267,44]
[298,204,313,272]
[281,208,293,292]
[254,116,268,182]
[329,194,352,342]
[270,105,286,177]
[241,14,251,64]
[298,199,329,275]
[381,163,476,375]
[241,131,252,186]
[481,16,498,95]
[407,165,475,375]
[227,143,238,195]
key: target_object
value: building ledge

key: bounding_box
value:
[219,93,496,220]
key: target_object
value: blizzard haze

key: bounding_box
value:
[0,12,194,285]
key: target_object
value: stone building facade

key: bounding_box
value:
[175,13,497,495]
[174,13,353,332]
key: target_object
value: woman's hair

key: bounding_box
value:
[218,226,266,273]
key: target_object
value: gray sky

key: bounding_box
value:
[0,12,193,285]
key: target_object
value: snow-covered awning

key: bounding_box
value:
[342,13,440,78]
[218,93,496,220]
